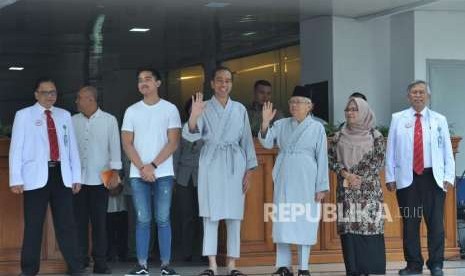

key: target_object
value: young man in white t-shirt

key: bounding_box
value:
[121,68,181,276]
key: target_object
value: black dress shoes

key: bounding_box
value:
[429,267,444,276]
[398,267,422,275]
[93,265,112,274]
[67,267,89,276]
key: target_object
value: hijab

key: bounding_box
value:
[336,97,376,169]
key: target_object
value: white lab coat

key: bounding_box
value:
[9,103,81,190]
[385,107,455,190]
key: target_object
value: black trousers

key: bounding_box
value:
[396,169,446,270]
[73,184,109,267]
[341,233,386,275]
[21,166,80,275]
[106,211,128,260]
[175,180,202,258]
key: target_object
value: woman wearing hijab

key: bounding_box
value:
[328,98,386,276]
[259,86,329,276]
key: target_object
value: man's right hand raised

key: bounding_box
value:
[262,101,277,125]
[188,92,206,132]
[190,92,206,119]
[11,185,24,194]
[261,101,277,134]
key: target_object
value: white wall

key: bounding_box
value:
[299,9,465,142]
[390,11,415,113]
[332,16,391,126]
[414,10,465,174]
[414,11,465,80]
[300,16,392,126]
[300,16,333,121]
[300,16,333,85]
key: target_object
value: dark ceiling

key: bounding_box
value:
[0,0,300,71]
[0,0,446,124]
[0,0,300,123]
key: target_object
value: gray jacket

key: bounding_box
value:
[174,137,203,187]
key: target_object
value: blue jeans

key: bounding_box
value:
[130,176,174,265]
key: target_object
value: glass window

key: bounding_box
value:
[222,45,300,114]
[166,65,204,121]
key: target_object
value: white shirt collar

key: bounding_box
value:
[88,108,102,119]
[35,102,54,114]
[408,106,429,118]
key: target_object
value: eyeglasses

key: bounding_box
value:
[38,90,57,97]
[288,99,309,105]
[344,108,358,112]
[409,90,427,96]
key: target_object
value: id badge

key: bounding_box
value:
[63,125,68,147]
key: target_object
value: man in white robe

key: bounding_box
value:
[182,66,257,276]
[259,86,329,276]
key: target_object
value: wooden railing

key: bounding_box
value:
[234,137,462,266]
[0,137,462,273]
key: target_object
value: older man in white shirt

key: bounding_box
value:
[9,77,83,276]
[72,86,122,274]
[385,80,455,276]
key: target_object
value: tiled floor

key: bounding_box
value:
[42,259,465,276]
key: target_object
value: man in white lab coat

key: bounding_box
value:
[9,77,84,276]
[385,80,455,276]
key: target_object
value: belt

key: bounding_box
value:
[48,161,60,168]
[414,167,432,175]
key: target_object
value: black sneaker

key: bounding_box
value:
[297,270,310,276]
[125,264,149,275]
[272,267,293,276]
[161,266,180,276]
